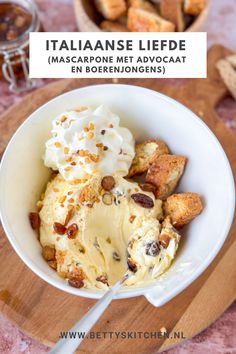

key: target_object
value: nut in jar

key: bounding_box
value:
[0,0,40,93]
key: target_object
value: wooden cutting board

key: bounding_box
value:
[0,45,236,354]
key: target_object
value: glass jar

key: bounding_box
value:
[0,0,40,93]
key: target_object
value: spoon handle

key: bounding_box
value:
[49,273,129,354]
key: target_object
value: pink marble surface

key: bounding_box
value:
[0,0,236,353]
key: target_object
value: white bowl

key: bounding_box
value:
[0,84,235,307]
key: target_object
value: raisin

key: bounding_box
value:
[101,176,115,191]
[67,223,78,239]
[139,183,157,194]
[68,279,84,288]
[53,222,66,235]
[29,212,40,230]
[146,241,160,256]
[127,258,137,273]
[131,193,154,208]
[96,274,109,285]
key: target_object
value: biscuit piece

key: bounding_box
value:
[160,0,185,32]
[146,154,187,199]
[127,8,175,32]
[94,0,126,20]
[128,139,169,177]
[78,178,101,206]
[216,57,236,101]
[164,192,203,228]
[128,0,157,13]
[184,0,206,15]
[100,20,128,32]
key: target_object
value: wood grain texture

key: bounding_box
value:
[0,45,235,354]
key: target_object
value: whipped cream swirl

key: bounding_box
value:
[44,105,135,181]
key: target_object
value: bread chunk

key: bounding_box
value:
[128,139,169,177]
[100,20,128,32]
[128,0,157,13]
[94,0,126,20]
[164,192,203,228]
[146,154,187,199]
[160,0,185,32]
[184,0,206,15]
[127,8,175,32]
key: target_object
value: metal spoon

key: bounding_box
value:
[49,272,130,354]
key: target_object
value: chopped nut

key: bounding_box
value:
[70,161,76,166]
[112,251,121,261]
[146,241,160,256]
[36,201,43,211]
[64,208,73,226]
[68,191,73,195]
[102,192,113,205]
[77,149,89,157]
[6,30,17,41]
[64,147,69,154]
[53,222,67,235]
[59,195,66,203]
[68,279,84,288]
[54,142,61,148]
[15,15,26,27]
[139,183,157,194]
[101,176,115,191]
[90,154,99,162]
[61,115,67,122]
[68,198,74,204]
[29,212,41,230]
[67,223,78,239]
[53,187,59,193]
[42,246,56,261]
[87,132,94,140]
[48,260,57,270]
[129,215,136,224]
[108,123,113,128]
[96,274,109,285]
[127,258,137,273]
[131,193,154,209]
[96,143,104,148]
[159,233,171,249]
[88,122,95,130]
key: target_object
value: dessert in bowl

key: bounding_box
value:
[0,84,234,306]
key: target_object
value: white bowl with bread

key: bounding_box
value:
[74,0,208,33]
[0,84,234,307]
